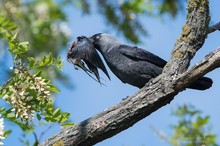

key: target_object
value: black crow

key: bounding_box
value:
[88,33,212,90]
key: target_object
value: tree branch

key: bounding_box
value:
[163,0,210,76]
[208,21,220,34]
[175,47,220,90]
[39,47,220,146]
[40,0,216,146]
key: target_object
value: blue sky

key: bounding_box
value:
[4,1,220,146]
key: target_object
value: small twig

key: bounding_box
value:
[0,74,15,90]
[208,21,220,34]
[32,124,55,146]
[38,123,55,142]
[33,132,39,146]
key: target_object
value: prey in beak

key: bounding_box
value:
[67,40,91,72]
[67,36,110,85]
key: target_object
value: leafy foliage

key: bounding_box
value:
[0,0,71,86]
[74,0,184,43]
[28,53,63,71]
[157,0,185,17]
[154,105,218,146]
[0,15,17,39]
[96,0,148,43]
[0,14,72,133]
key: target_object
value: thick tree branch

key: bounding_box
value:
[208,21,220,34]
[163,0,210,76]
[40,47,220,146]
[40,0,216,146]
[175,47,220,90]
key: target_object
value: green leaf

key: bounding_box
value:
[18,41,29,47]
[27,57,35,68]
[48,53,53,64]
[61,122,74,127]
[58,112,70,123]
[47,84,60,93]
[8,42,15,51]
[0,107,5,113]
[4,130,12,138]
[193,116,209,128]
[35,71,42,77]
[18,41,29,53]
[7,22,17,30]
[53,108,61,117]
[37,113,41,121]
[44,117,56,122]
[6,113,15,118]
[11,33,17,41]
[8,40,29,55]
[1,19,10,27]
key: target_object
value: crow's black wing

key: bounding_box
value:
[119,45,167,68]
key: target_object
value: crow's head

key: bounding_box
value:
[89,33,121,52]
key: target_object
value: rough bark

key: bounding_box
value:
[40,0,219,146]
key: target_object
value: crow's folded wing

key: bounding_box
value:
[119,45,167,68]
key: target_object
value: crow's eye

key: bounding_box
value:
[77,37,83,42]
[95,35,101,40]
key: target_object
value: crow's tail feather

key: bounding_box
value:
[188,77,213,90]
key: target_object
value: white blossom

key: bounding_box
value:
[59,22,72,37]
[35,3,48,19]
[1,68,52,122]
[0,115,5,145]
[2,95,8,100]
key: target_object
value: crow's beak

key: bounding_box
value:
[89,36,94,43]
[77,36,82,40]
